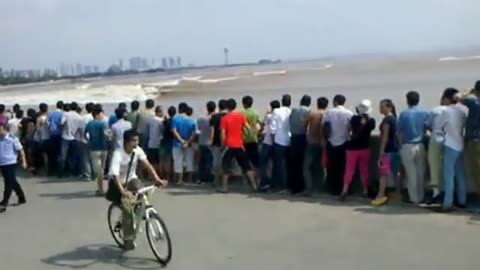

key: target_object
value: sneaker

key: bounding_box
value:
[371,196,388,207]
[17,198,26,205]
[123,240,135,251]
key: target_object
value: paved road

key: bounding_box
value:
[1,176,479,270]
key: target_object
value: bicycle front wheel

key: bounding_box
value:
[107,203,124,249]
[146,212,172,265]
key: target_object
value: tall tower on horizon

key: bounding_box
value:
[224,48,229,66]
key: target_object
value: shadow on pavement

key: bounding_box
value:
[41,244,160,269]
[39,191,99,200]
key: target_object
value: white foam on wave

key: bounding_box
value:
[438,56,480,62]
[253,70,288,76]
[1,84,151,105]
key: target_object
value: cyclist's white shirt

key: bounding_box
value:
[109,147,148,183]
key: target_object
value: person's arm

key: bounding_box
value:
[220,117,227,146]
[171,118,186,145]
[13,137,27,169]
[138,150,168,186]
[187,122,197,144]
[396,113,404,145]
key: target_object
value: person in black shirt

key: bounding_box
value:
[209,99,228,186]
[340,100,376,200]
[159,106,176,180]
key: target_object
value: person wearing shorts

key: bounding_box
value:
[171,103,196,184]
[85,107,109,195]
[372,99,400,206]
[218,98,258,193]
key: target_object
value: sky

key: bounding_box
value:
[1,0,479,69]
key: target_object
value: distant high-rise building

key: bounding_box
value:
[60,63,68,77]
[92,66,100,73]
[224,48,229,66]
[119,59,124,71]
[176,57,182,68]
[76,64,84,76]
[151,58,156,68]
[162,58,168,69]
[168,57,175,68]
[84,65,93,74]
[129,57,148,70]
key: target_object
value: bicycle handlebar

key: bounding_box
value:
[137,185,158,195]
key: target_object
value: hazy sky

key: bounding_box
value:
[1,0,479,69]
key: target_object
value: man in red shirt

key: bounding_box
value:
[219,99,258,193]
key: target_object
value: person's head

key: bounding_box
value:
[333,94,346,107]
[406,91,420,107]
[186,106,193,116]
[473,80,480,95]
[281,94,291,107]
[85,102,94,114]
[39,103,48,114]
[242,95,253,109]
[70,102,78,112]
[115,108,125,120]
[167,106,177,118]
[0,104,5,114]
[123,129,140,151]
[218,99,227,111]
[206,101,216,114]
[13,104,20,113]
[15,110,24,119]
[300,95,311,107]
[92,106,103,119]
[226,98,237,111]
[146,99,155,109]
[155,105,163,117]
[178,102,188,114]
[27,108,36,118]
[379,99,397,117]
[441,87,460,105]
[270,100,280,112]
[317,97,329,110]
[118,102,127,111]
[131,100,140,111]
[76,106,82,114]
[56,100,64,110]
[356,99,372,115]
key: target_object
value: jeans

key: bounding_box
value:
[272,143,289,190]
[259,143,274,187]
[304,144,323,193]
[326,142,347,195]
[442,146,467,208]
[0,164,26,206]
[343,149,370,192]
[289,134,307,193]
[59,139,79,176]
[400,143,427,203]
[428,139,443,189]
[198,145,213,182]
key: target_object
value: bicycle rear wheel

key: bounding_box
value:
[146,212,172,265]
[107,203,124,248]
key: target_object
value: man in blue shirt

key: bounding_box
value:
[85,107,109,195]
[47,101,64,175]
[398,91,429,204]
[461,81,480,199]
[171,103,196,185]
[0,123,27,213]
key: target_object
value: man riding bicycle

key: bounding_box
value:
[107,129,168,250]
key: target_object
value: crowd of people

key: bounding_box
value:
[1,80,480,214]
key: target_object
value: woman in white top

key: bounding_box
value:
[437,88,468,211]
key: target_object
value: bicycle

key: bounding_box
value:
[107,185,172,265]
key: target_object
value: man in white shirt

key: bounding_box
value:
[427,98,448,203]
[270,94,292,192]
[112,109,133,150]
[58,103,84,177]
[146,106,164,174]
[437,88,468,211]
[323,95,353,195]
[108,129,167,250]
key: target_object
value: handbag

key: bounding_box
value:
[105,151,135,204]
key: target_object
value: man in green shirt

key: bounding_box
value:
[240,96,261,170]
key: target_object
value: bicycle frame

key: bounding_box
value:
[132,186,159,234]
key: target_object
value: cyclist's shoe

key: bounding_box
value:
[123,240,135,251]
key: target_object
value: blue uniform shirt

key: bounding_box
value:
[171,115,196,148]
[0,134,22,166]
[397,106,429,144]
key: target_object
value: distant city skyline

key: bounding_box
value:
[1,0,480,69]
